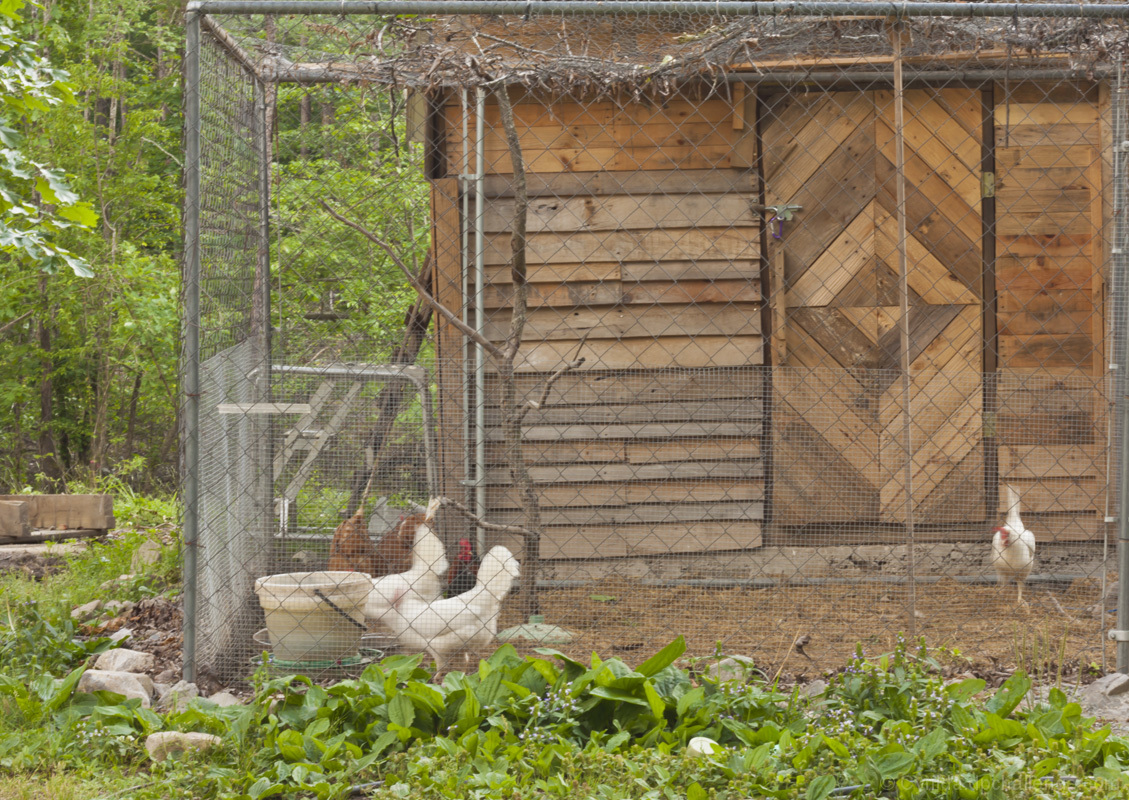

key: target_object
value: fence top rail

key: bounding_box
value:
[187,1,1129,19]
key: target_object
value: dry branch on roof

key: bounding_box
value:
[207,11,1129,90]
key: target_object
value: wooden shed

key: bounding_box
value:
[423,15,1114,558]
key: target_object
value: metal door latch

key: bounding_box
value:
[766,203,803,239]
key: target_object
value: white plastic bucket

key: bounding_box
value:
[253,571,371,663]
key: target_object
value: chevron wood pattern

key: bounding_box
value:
[765,88,985,523]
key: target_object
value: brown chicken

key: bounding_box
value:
[327,509,419,577]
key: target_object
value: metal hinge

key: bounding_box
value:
[981,172,996,199]
[982,411,997,439]
[1109,630,1129,642]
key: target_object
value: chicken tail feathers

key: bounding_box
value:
[413,521,449,578]
[1005,483,1023,531]
[477,546,520,600]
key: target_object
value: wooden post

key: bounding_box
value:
[890,16,917,638]
[772,246,788,365]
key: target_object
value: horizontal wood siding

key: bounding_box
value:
[483,370,765,559]
[444,89,764,558]
[994,82,1108,539]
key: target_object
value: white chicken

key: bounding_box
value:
[991,484,1036,606]
[363,497,449,625]
[385,545,520,672]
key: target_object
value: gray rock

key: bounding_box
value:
[799,679,829,698]
[77,670,155,708]
[705,655,757,684]
[153,667,179,685]
[103,600,134,616]
[291,550,313,565]
[130,539,162,572]
[144,731,222,761]
[109,628,133,644]
[70,599,102,620]
[94,648,155,674]
[206,691,242,707]
[1087,672,1129,699]
[156,679,199,713]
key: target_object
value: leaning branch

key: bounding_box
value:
[439,495,539,539]
[320,199,505,361]
[518,353,586,425]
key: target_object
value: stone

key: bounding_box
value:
[130,539,162,572]
[109,628,133,644]
[206,691,242,707]
[77,670,155,708]
[291,550,313,565]
[94,648,155,674]
[1088,673,1129,699]
[156,679,199,713]
[144,731,223,761]
[704,656,757,684]
[70,599,102,620]
[799,679,828,698]
[153,667,179,685]
[103,600,134,616]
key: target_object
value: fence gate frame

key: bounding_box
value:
[184,0,1129,684]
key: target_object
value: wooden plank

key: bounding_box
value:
[483,193,760,233]
[511,335,764,372]
[478,143,739,175]
[998,334,1095,372]
[487,398,764,427]
[485,459,764,485]
[479,168,757,199]
[771,246,787,364]
[789,307,879,370]
[914,442,986,524]
[432,178,467,505]
[482,278,762,309]
[485,420,763,443]
[787,205,875,308]
[216,403,312,415]
[996,291,1093,337]
[486,440,625,465]
[621,522,762,556]
[996,255,1093,294]
[998,478,1103,514]
[483,227,760,267]
[0,501,29,538]
[487,368,765,406]
[999,444,1102,480]
[625,437,761,464]
[484,261,763,287]
[875,206,978,305]
[0,494,116,531]
[493,500,764,527]
[482,303,763,342]
[486,479,765,510]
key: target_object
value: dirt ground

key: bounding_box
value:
[493,576,1113,685]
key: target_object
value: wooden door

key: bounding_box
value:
[764,88,986,525]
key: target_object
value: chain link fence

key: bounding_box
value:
[184,1,1129,687]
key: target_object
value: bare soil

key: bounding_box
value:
[495,576,1111,686]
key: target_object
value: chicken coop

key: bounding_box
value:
[184,0,1129,686]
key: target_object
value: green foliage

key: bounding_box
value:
[0,0,97,276]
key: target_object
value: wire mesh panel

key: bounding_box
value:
[186,5,1128,686]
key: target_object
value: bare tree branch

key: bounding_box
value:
[494,83,528,364]
[439,495,538,538]
[0,311,32,337]
[320,199,505,361]
[518,353,586,425]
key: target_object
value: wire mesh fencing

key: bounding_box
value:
[185,3,1128,687]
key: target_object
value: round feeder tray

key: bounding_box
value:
[251,628,386,676]
[497,614,575,644]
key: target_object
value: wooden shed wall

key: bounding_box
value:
[993,81,1108,538]
[436,90,765,558]
[431,78,1109,557]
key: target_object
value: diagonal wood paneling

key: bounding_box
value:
[767,87,985,525]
